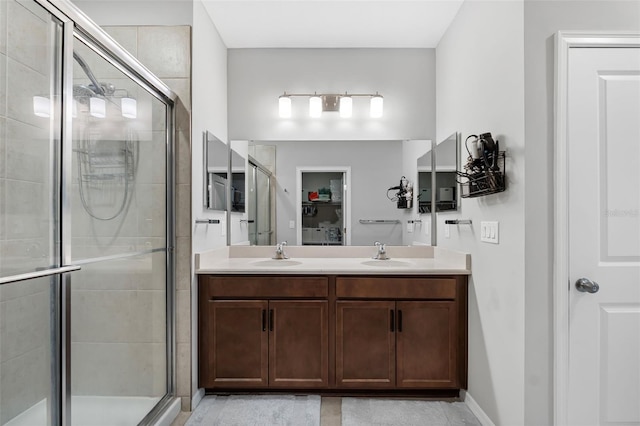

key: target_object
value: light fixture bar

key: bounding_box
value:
[279,91,384,118]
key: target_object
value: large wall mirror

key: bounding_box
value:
[203,131,228,211]
[225,140,431,247]
[417,132,460,213]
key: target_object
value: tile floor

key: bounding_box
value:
[172,396,481,426]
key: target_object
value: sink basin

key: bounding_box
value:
[361,260,411,267]
[251,259,302,267]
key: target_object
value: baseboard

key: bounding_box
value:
[192,388,205,410]
[153,397,181,426]
[462,390,495,426]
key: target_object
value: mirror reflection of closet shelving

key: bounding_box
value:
[300,171,346,246]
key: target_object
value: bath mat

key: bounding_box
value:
[185,395,321,426]
[341,398,481,426]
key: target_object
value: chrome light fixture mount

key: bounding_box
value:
[278,91,383,118]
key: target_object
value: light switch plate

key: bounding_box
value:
[481,221,499,244]
[289,220,295,229]
[444,224,450,238]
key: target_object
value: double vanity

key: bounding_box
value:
[196,245,470,397]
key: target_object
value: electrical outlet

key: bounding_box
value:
[407,222,414,233]
[444,224,450,238]
[289,220,295,229]
[481,221,499,244]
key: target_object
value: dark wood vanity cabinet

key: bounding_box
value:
[199,276,329,389]
[335,300,459,389]
[335,276,467,390]
[199,274,467,393]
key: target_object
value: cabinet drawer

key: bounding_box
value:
[336,277,457,300]
[203,276,328,299]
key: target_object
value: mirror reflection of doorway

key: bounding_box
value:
[248,158,275,245]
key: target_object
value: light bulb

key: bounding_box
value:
[309,95,322,118]
[339,96,352,118]
[370,94,383,118]
[33,96,50,118]
[90,97,106,118]
[121,97,137,119]
[279,95,291,118]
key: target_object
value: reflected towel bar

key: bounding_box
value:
[445,219,472,225]
[359,219,401,224]
[195,219,221,224]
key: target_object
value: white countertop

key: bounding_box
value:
[195,245,471,275]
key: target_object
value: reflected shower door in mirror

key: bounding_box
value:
[230,149,246,213]
[248,158,275,245]
[418,132,460,213]
[203,131,228,211]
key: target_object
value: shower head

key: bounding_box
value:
[73,51,106,96]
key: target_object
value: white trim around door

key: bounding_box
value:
[296,166,352,246]
[553,30,640,426]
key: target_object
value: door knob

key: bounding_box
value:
[575,278,599,294]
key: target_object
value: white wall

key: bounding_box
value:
[227,49,435,142]
[191,0,228,253]
[190,0,228,404]
[72,1,193,25]
[436,1,525,424]
[523,1,640,424]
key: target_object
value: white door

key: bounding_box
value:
[568,47,640,425]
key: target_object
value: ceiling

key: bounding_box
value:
[201,1,465,48]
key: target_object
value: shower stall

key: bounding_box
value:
[0,0,176,425]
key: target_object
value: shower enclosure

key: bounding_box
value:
[0,0,176,425]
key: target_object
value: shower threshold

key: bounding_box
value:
[6,395,162,426]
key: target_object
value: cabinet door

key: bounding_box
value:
[201,300,268,388]
[396,301,458,388]
[336,301,396,388]
[269,300,328,388]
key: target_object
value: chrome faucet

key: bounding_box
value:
[372,241,389,260]
[273,241,289,260]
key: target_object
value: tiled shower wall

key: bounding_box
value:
[100,25,193,410]
[0,0,56,423]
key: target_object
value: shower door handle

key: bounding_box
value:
[0,265,81,285]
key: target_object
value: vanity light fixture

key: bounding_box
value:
[278,91,384,118]
[370,93,384,118]
[278,94,292,118]
[309,94,322,118]
[339,95,352,118]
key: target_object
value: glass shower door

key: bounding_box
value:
[0,1,64,424]
[68,35,169,425]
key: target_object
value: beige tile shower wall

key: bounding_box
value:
[102,25,192,410]
[0,0,56,422]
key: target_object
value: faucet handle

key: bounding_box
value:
[280,241,287,247]
[374,241,381,247]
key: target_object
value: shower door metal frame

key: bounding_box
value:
[25,0,179,425]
